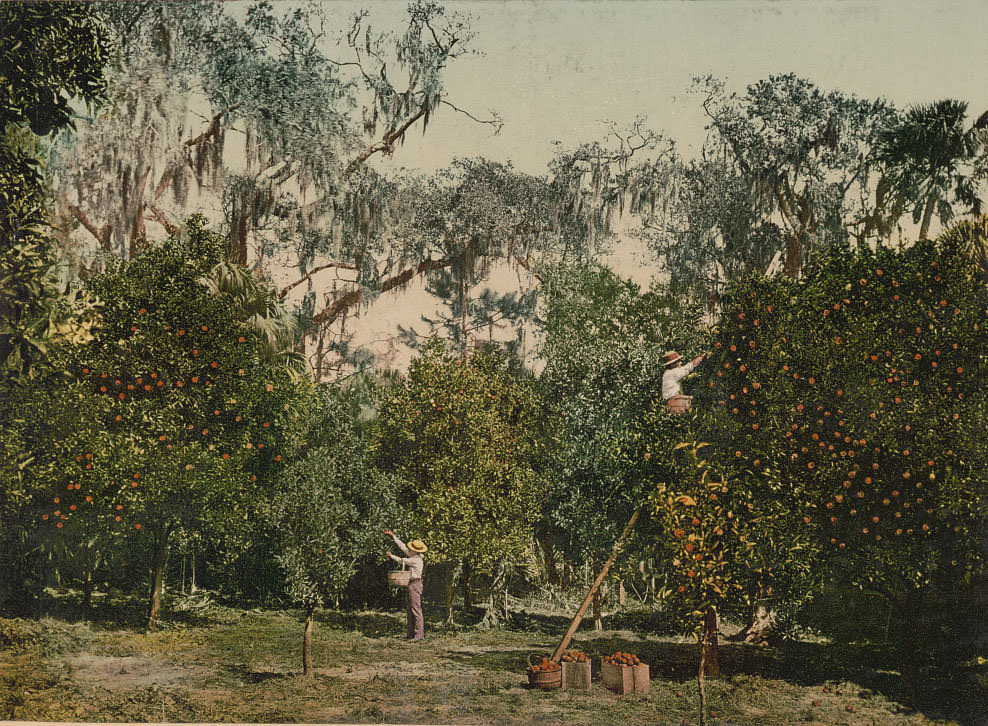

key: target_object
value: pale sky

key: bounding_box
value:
[296,0,988,373]
[341,0,988,176]
[218,1,988,374]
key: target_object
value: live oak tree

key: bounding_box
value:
[52,1,500,370]
[692,74,897,277]
[372,339,539,625]
[35,217,314,629]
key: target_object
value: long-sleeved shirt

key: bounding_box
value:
[388,535,424,580]
[662,359,697,399]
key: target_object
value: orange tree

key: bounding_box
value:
[625,432,798,726]
[267,387,403,676]
[694,222,988,706]
[777,229,988,705]
[371,339,540,625]
[690,274,823,641]
[30,217,315,628]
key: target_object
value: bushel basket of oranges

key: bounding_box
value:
[601,651,649,694]
[526,655,562,690]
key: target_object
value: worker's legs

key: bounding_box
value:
[406,579,424,640]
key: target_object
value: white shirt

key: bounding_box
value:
[662,360,697,399]
[388,535,424,580]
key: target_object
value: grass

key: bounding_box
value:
[0,593,984,725]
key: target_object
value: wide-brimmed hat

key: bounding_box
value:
[408,539,428,554]
[663,351,682,367]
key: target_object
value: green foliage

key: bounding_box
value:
[646,442,798,632]
[697,221,988,598]
[373,339,539,573]
[0,1,110,135]
[690,74,896,273]
[267,390,401,610]
[0,0,109,379]
[537,261,707,562]
[874,100,987,237]
[27,217,315,599]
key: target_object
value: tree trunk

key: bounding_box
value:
[702,606,720,677]
[444,566,457,626]
[83,569,95,610]
[618,580,626,606]
[783,233,803,278]
[229,210,249,265]
[593,580,604,630]
[540,528,559,586]
[919,195,937,240]
[461,559,473,610]
[180,555,186,596]
[189,552,197,593]
[698,631,708,726]
[901,588,919,709]
[459,269,468,358]
[302,604,315,677]
[146,526,170,630]
[738,598,777,645]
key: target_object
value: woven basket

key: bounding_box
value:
[387,561,411,587]
[667,395,693,414]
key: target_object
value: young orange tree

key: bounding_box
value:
[267,389,403,676]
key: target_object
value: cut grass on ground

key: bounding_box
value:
[0,601,982,725]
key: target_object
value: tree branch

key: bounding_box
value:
[343,105,427,179]
[146,203,179,236]
[66,201,112,252]
[279,262,360,299]
[186,103,242,147]
[440,100,503,134]
[306,256,453,335]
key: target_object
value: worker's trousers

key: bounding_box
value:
[406,578,424,640]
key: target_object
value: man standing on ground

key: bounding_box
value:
[384,529,427,640]
[662,350,705,413]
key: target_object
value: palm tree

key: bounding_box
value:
[874,100,988,239]
[202,262,307,373]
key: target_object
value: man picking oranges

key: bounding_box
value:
[384,529,427,641]
[662,350,705,413]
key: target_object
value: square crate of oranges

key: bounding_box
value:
[560,650,591,689]
[601,652,649,694]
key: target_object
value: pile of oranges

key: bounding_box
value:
[561,650,590,663]
[527,657,560,673]
[603,651,641,667]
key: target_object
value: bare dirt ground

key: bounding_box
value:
[1,602,983,725]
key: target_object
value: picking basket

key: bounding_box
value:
[387,560,412,587]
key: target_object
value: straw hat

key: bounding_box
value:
[408,539,428,554]
[663,351,682,367]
